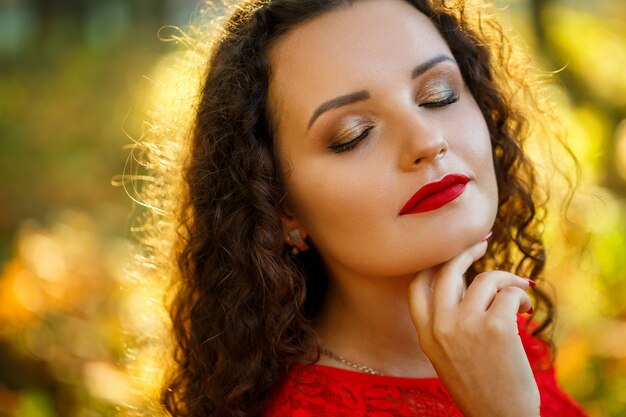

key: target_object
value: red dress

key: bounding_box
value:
[263,315,588,416]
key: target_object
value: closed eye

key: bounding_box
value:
[328,126,374,154]
[420,91,460,108]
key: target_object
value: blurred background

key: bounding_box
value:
[0,0,624,416]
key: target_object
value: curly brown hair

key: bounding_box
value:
[152,0,570,416]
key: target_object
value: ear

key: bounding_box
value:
[279,199,310,253]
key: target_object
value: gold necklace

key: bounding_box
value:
[320,348,385,376]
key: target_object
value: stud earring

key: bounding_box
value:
[287,228,304,255]
[288,229,304,245]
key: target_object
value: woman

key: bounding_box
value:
[154,0,589,416]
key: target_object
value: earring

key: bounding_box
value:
[287,228,304,255]
[288,228,304,245]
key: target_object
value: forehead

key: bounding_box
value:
[267,0,453,128]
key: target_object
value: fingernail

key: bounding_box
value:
[481,231,493,242]
[522,277,537,287]
[526,307,534,315]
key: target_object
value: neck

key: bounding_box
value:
[313,269,438,378]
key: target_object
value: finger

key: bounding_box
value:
[432,240,488,314]
[461,272,530,313]
[408,269,436,329]
[487,286,532,318]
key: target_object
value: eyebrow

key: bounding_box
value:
[307,54,455,129]
[411,54,454,79]
[308,90,371,129]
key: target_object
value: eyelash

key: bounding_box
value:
[328,91,460,154]
[329,126,374,154]
[420,91,460,108]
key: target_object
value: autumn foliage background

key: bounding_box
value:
[0,0,625,416]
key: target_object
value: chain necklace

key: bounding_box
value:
[320,348,385,376]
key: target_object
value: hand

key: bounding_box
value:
[407,240,540,417]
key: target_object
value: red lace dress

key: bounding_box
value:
[263,315,588,416]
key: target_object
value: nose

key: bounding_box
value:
[397,112,449,171]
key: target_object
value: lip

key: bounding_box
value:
[400,173,470,215]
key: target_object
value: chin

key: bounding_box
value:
[422,222,493,266]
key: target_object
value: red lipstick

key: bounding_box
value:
[400,173,470,215]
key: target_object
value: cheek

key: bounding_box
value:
[281,143,430,278]
[458,102,491,147]
[285,157,393,246]
[466,130,499,228]
[452,104,495,180]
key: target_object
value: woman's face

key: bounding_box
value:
[269,0,498,279]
